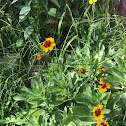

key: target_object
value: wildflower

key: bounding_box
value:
[40,37,56,53]
[98,82,111,93]
[92,105,105,121]
[99,68,107,73]
[78,69,85,74]
[37,54,45,60]
[89,0,97,4]
[96,119,110,126]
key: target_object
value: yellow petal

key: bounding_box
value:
[89,0,93,4]
[48,46,54,51]
[51,42,56,46]
[44,48,48,52]
[106,83,111,89]
[40,44,44,49]
[94,0,97,2]
[97,105,103,109]
[50,37,55,42]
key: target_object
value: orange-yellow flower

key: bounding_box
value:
[37,54,45,60]
[99,68,107,73]
[98,83,111,93]
[99,78,104,84]
[40,37,56,53]
[92,105,105,121]
[96,119,110,126]
[89,0,97,4]
[78,69,85,74]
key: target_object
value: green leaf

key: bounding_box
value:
[13,95,25,101]
[62,116,78,125]
[50,0,60,8]
[21,86,36,95]
[48,8,57,17]
[24,26,34,40]
[104,109,110,114]
[16,39,23,47]
[72,106,89,116]
[121,93,126,100]
[76,47,82,57]
[55,111,63,122]
[49,87,63,95]
[19,6,31,22]
[11,0,18,4]
[31,78,39,90]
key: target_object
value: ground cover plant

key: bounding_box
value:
[0,0,126,126]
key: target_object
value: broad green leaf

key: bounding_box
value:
[121,93,126,100]
[24,26,34,40]
[48,8,57,17]
[104,109,110,114]
[55,111,63,122]
[49,87,63,94]
[13,95,25,101]
[72,106,89,116]
[19,6,31,22]
[16,39,23,47]
[62,116,78,125]
[21,86,36,95]
[31,78,39,90]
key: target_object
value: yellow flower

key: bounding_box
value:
[96,119,110,126]
[99,68,107,73]
[98,83,111,93]
[89,0,97,4]
[92,105,105,121]
[37,54,45,60]
[40,37,56,53]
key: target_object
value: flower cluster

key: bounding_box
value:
[99,68,107,73]
[92,105,109,126]
[89,0,97,4]
[98,78,111,93]
[98,68,111,93]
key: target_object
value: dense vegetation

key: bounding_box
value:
[0,0,126,125]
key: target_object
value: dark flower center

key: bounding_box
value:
[95,109,101,117]
[102,83,106,89]
[100,123,107,126]
[44,40,51,47]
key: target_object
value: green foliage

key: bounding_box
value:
[0,0,126,126]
